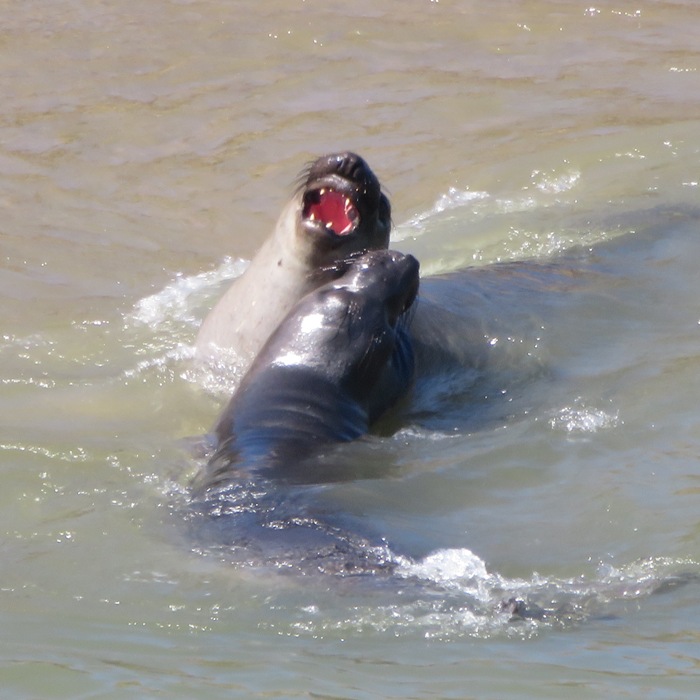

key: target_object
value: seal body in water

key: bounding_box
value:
[194,151,555,389]
[192,249,419,498]
[196,152,392,368]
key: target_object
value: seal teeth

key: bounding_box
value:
[303,188,358,236]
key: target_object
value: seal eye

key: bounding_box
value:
[303,188,359,236]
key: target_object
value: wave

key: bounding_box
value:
[288,549,700,640]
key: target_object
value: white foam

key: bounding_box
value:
[389,175,622,274]
[395,548,514,614]
[301,553,700,640]
[130,257,248,330]
[121,344,195,381]
[122,257,250,393]
[550,398,621,435]
[392,186,561,245]
[392,188,491,243]
[531,168,581,195]
[398,547,488,585]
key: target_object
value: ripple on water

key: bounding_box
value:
[550,397,621,436]
[272,551,700,641]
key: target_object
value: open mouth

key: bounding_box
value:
[302,188,359,236]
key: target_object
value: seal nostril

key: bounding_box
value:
[335,152,368,183]
[339,155,355,178]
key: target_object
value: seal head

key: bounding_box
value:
[298,152,391,267]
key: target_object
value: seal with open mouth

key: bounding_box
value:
[195,152,392,368]
[192,249,419,497]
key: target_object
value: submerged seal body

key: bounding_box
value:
[196,152,392,367]
[192,249,419,498]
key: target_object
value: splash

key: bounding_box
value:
[130,257,248,330]
[550,397,621,435]
[391,188,491,243]
[124,258,249,394]
[284,550,699,640]
[390,176,620,274]
[530,168,581,195]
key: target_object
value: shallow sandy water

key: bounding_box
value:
[2,1,700,697]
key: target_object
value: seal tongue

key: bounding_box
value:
[307,189,357,235]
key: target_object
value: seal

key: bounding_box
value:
[196,152,392,367]
[192,249,419,498]
[195,151,573,415]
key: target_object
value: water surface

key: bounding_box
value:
[2,0,700,697]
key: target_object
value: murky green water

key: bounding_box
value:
[2,0,700,697]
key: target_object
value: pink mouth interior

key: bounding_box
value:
[305,190,358,235]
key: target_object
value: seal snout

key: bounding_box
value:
[304,152,378,189]
[299,152,386,240]
[348,250,420,326]
[386,252,420,324]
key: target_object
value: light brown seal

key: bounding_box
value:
[196,152,391,368]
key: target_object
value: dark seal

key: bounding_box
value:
[196,152,392,367]
[192,249,419,498]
